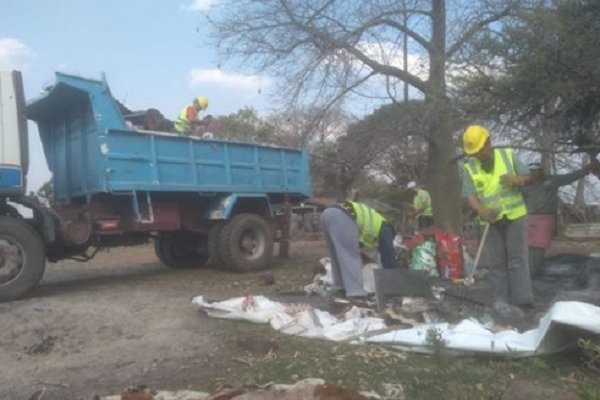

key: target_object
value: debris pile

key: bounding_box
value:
[102,379,405,400]
[193,252,600,356]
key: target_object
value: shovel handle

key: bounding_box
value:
[469,223,490,280]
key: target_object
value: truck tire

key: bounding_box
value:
[208,223,224,267]
[219,213,273,272]
[154,232,209,269]
[0,217,46,302]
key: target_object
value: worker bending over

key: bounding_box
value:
[461,125,536,307]
[319,199,396,298]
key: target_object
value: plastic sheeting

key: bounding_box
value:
[193,295,386,342]
[192,295,600,356]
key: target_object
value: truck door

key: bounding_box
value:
[0,70,28,195]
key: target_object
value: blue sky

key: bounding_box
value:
[0,0,270,191]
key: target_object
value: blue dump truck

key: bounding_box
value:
[0,70,311,301]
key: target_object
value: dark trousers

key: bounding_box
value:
[417,215,434,230]
[378,223,396,269]
[528,246,545,278]
[483,217,534,306]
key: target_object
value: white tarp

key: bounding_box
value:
[368,301,600,355]
[192,295,600,356]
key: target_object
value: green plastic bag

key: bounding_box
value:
[409,238,438,277]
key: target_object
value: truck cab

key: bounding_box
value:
[0,71,28,196]
[0,71,47,302]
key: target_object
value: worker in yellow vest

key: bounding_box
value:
[461,125,536,308]
[406,181,434,230]
[174,96,209,134]
[319,198,396,298]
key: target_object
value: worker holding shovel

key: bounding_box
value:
[461,125,537,308]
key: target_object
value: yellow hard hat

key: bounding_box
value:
[462,125,490,155]
[194,96,209,110]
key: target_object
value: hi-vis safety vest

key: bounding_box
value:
[348,201,386,248]
[413,189,433,217]
[463,148,527,222]
[174,105,197,133]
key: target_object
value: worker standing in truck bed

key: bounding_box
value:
[174,96,210,134]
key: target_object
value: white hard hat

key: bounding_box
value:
[406,181,417,189]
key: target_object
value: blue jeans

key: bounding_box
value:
[378,223,396,269]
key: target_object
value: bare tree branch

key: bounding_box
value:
[447,7,513,57]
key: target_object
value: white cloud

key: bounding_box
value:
[180,0,218,12]
[189,68,265,91]
[0,38,34,70]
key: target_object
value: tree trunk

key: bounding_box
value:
[574,155,588,211]
[427,0,462,233]
[427,98,461,232]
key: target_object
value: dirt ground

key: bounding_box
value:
[0,240,327,400]
[0,236,598,399]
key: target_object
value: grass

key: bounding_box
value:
[208,322,600,399]
[199,251,600,399]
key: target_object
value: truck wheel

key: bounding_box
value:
[154,232,209,269]
[219,213,273,272]
[0,217,46,302]
[208,223,224,267]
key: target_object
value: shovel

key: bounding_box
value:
[453,222,490,286]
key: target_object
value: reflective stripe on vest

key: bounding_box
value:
[463,148,527,221]
[174,105,195,133]
[349,201,385,248]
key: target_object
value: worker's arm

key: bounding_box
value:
[500,173,537,187]
[185,106,197,122]
[467,196,484,216]
[467,196,498,222]
[500,154,538,187]
[305,198,336,208]
[463,169,497,222]
[552,159,598,187]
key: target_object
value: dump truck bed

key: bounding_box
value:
[27,73,311,202]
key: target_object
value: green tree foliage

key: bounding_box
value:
[456,0,600,151]
[215,107,275,142]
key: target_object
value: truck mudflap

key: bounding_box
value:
[9,195,58,244]
[206,193,273,220]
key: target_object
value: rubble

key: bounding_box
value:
[193,253,600,356]
[101,379,404,400]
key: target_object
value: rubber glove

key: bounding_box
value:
[479,208,499,223]
[500,173,526,187]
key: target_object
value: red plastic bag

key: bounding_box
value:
[403,234,425,250]
[434,229,464,280]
